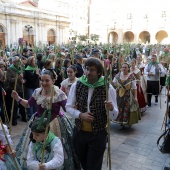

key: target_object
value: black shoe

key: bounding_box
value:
[164,167,170,170]
[21,118,27,122]
[155,97,158,103]
[12,121,17,126]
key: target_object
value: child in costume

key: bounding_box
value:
[27,118,64,170]
[0,123,21,170]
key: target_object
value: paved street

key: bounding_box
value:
[11,89,170,170]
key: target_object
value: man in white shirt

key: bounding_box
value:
[66,58,118,170]
[144,54,165,106]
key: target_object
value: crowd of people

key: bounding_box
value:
[0,43,169,169]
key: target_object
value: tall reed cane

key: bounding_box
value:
[161,85,169,132]
[0,117,19,170]
[40,85,54,164]
[9,74,18,134]
[159,70,161,109]
[110,58,113,82]
[104,61,111,170]
[71,48,74,65]
[21,83,28,121]
[2,94,9,124]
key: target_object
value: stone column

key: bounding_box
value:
[41,23,43,42]
[9,19,13,45]
[55,25,59,45]
[150,33,157,44]
[61,26,63,44]
[58,25,62,45]
[14,20,17,45]
[10,19,17,45]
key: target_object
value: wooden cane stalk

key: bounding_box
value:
[104,61,111,170]
[9,74,18,134]
[110,58,113,81]
[165,97,168,133]
[40,85,54,164]
[0,117,19,170]
[71,48,74,65]
[159,71,161,109]
[2,94,9,124]
[21,83,28,122]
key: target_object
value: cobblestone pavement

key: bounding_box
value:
[11,90,170,170]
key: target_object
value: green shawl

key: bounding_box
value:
[25,65,38,72]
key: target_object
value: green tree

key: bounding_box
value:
[78,35,88,41]
[90,34,100,42]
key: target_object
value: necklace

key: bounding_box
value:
[121,72,129,79]
[69,77,76,83]
[43,89,51,95]
[131,67,135,72]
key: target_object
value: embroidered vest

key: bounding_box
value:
[75,81,107,134]
[147,63,159,80]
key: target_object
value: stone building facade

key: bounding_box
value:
[90,0,170,44]
[0,0,88,48]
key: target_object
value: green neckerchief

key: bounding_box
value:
[79,75,104,88]
[10,64,23,74]
[33,131,55,152]
[25,65,38,71]
[149,61,159,65]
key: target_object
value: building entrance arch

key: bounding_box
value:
[47,29,56,45]
[0,25,5,48]
[23,25,34,46]
[124,31,134,42]
[139,31,150,43]
[155,30,168,43]
[108,31,118,44]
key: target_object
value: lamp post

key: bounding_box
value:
[25,25,33,46]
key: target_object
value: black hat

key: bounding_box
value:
[23,48,28,53]
[75,55,83,60]
[84,47,89,52]
[92,49,99,55]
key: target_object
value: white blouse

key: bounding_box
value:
[0,124,13,146]
[113,72,137,89]
[32,86,67,109]
[27,138,64,170]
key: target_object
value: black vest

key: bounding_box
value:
[75,81,107,134]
